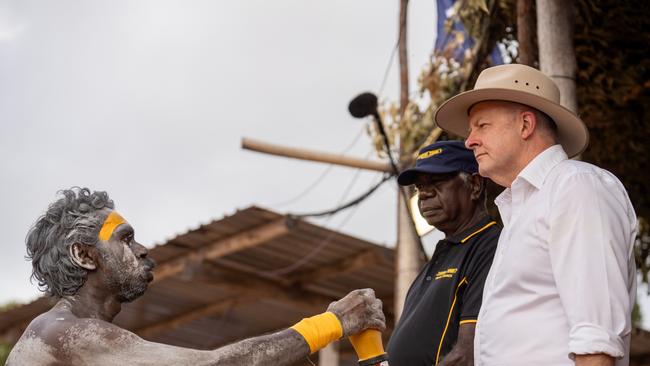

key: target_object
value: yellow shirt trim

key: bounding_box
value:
[435,277,468,364]
[460,221,497,244]
[459,319,478,325]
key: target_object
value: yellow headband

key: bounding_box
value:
[98,211,126,241]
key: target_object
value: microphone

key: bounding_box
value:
[348,92,379,119]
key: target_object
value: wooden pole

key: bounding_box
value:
[319,342,340,366]
[394,0,422,322]
[241,137,391,173]
[517,0,536,66]
[398,0,410,114]
[536,0,577,113]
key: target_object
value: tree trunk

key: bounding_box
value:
[536,0,577,113]
[517,0,537,66]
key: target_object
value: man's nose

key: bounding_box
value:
[418,188,435,200]
[465,132,479,150]
[133,242,149,258]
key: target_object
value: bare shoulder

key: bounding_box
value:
[7,306,143,366]
[10,306,216,366]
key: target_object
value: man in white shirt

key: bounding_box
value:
[433,64,637,366]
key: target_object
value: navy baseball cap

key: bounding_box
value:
[397,140,478,186]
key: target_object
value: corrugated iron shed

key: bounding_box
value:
[0,206,396,365]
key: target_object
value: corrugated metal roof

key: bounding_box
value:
[0,206,396,365]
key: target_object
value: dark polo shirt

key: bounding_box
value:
[387,216,500,366]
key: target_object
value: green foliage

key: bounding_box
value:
[368,0,519,164]
[633,299,643,329]
[573,0,650,281]
[0,343,10,365]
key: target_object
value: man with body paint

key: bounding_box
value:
[7,188,386,366]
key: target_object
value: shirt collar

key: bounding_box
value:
[516,144,568,190]
[446,216,497,244]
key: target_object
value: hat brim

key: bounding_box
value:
[397,166,460,186]
[434,88,589,158]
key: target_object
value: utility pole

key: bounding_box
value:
[242,0,424,338]
[394,0,423,321]
[536,0,577,113]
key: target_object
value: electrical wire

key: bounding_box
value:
[262,173,386,277]
[379,40,399,97]
[289,173,392,218]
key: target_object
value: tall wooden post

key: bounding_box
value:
[319,342,340,366]
[394,0,422,321]
[536,0,577,112]
[517,0,536,66]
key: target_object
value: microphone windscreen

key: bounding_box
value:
[348,92,378,118]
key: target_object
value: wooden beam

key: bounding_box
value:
[242,137,391,173]
[136,274,333,338]
[153,218,289,283]
[200,266,335,310]
[137,297,240,338]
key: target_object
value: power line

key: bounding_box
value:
[379,39,400,97]
[290,173,392,219]
[263,173,387,277]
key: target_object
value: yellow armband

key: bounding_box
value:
[290,312,343,354]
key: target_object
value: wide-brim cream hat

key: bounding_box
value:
[434,64,589,157]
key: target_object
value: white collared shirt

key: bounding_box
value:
[475,145,637,366]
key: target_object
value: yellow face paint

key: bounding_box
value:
[98,211,127,241]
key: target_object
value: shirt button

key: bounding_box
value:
[426,276,432,281]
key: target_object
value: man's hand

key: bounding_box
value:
[575,354,615,366]
[326,288,386,337]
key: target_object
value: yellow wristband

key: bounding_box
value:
[290,312,343,354]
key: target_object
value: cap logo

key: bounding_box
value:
[417,148,443,160]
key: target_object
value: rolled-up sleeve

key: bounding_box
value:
[547,170,636,359]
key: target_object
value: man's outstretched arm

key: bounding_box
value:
[9,288,385,366]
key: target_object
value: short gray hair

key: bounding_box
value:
[458,171,487,204]
[505,101,558,141]
[26,188,114,297]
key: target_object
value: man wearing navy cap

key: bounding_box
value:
[387,140,500,366]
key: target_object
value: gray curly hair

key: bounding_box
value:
[26,188,114,297]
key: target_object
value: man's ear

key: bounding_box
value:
[470,174,484,200]
[69,243,97,270]
[520,110,537,140]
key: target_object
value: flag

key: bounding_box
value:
[435,0,503,64]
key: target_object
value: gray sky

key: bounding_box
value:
[1,0,648,330]
[0,0,439,301]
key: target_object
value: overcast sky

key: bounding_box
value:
[1,0,648,329]
[0,0,440,300]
